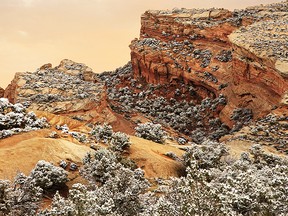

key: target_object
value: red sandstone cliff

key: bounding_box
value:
[130,3,288,127]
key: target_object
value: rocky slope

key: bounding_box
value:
[130,1,288,128]
[0,1,287,178]
[224,107,288,154]
[0,3,287,214]
[1,2,287,153]
[4,59,111,123]
[0,109,184,180]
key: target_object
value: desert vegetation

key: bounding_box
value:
[135,122,166,144]
[0,161,67,216]
[90,123,131,152]
[230,113,288,154]
[0,1,287,215]
[99,63,231,143]
[0,98,49,139]
[1,141,287,215]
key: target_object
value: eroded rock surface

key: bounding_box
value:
[130,2,288,127]
[227,107,288,154]
[4,59,106,122]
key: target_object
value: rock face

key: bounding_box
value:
[0,87,4,98]
[4,59,107,122]
[130,2,288,126]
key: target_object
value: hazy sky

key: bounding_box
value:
[0,0,282,88]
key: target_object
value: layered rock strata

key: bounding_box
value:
[4,59,107,122]
[130,2,288,126]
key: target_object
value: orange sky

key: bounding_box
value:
[0,0,282,88]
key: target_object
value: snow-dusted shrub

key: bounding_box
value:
[69,163,78,171]
[59,160,67,169]
[0,130,14,139]
[183,140,229,170]
[137,38,160,48]
[48,131,58,138]
[164,152,180,161]
[39,167,149,216]
[0,173,43,216]
[90,124,131,151]
[70,132,87,143]
[81,148,139,185]
[27,116,48,129]
[177,137,187,145]
[215,50,232,62]
[190,128,206,143]
[81,149,123,184]
[144,171,222,216]
[37,190,78,216]
[29,160,68,190]
[231,108,253,131]
[109,132,131,152]
[90,123,113,143]
[0,99,49,139]
[0,98,11,112]
[0,112,25,129]
[97,167,149,215]
[55,124,87,142]
[149,143,288,216]
[135,122,167,144]
[55,124,69,133]
[23,111,37,126]
[209,124,230,140]
[211,146,288,215]
[231,108,253,122]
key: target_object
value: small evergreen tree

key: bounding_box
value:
[90,123,113,143]
[30,160,68,190]
[109,132,131,152]
[135,122,166,143]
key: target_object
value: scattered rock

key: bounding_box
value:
[69,163,78,171]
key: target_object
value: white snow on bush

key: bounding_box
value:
[0,98,49,139]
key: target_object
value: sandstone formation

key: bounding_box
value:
[130,1,288,127]
[0,2,287,174]
[282,92,288,106]
[0,130,92,180]
[4,59,109,123]
[224,107,288,154]
[0,4,287,214]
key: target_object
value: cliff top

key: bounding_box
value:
[230,1,288,77]
[229,16,288,76]
[4,59,105,118]
[144,1,288,27]
[141,1,288,78]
